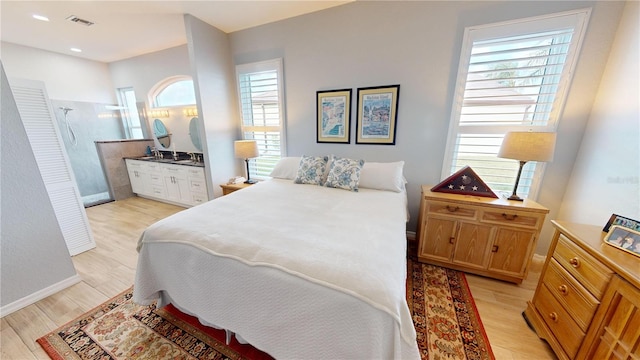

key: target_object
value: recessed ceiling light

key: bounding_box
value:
[70,48,82,53]
[32,14,49,22]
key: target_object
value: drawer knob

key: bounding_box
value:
[549,312,559,322]
[449,237,455,244]
[569,257,581,268]
[446,206,459,212]
[502,213,518,221]
[558,285,569,295]
[491,245,499,253]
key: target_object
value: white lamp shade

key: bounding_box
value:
[234,140,259,159]
[498,132,557,162]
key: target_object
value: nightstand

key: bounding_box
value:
[220,182,253,195]
[416,185,549,284]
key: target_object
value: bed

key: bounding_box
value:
[133,157,420,359]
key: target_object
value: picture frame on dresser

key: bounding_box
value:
[317,89,351,144]
[604,225,640,257]
[602,213,640,232]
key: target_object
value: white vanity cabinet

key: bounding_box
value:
[186,167,208,206]
[161,164,192,205]
[125,159,207,207]
[126,159,151,195]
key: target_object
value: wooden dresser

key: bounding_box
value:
[416,186,549,284]
[523,220,640,359]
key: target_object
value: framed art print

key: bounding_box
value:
[355,85,400,145]
[317,89,351,143]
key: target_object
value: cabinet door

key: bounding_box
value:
[419,217,456,262]
[163,174,181,202]
[126,161,149,195]
[452,222,492,269]
[487,228,535,276]
[583,276,640,359]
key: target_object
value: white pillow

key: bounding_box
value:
[269,157,301,180]
[358,161,406,192]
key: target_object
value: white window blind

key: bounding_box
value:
[236,59,286,179]
[443,9,590,199]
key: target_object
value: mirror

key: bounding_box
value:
[153,119,170,149]
[189,117,202,151]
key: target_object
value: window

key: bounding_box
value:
[149,76,196,108]
[442,9,590,199]
[117,87,144,139]
[236,59,286,179]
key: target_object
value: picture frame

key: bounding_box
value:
[604,225,640,258]
[603,213,640,232]
[355,85,400,145]
[317,89,351,143]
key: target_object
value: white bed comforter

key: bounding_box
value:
[134,179,419,359]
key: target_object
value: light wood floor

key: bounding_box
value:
[1,196,556,359]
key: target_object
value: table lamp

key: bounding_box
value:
[497,131,556,201]
[234,140,259,184]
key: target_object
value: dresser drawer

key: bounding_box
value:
[427,201,477,219]
[535,284,585,358]
[543,259,599,332]
[554,235,613,299]
[481,210,541,229]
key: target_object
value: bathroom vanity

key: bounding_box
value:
[125,156,207,207]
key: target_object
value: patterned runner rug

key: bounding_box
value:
[38,258,493,359]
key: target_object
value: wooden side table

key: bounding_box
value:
[220,182,252,195]
[416,185,549,283]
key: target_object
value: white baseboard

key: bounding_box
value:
[0,274,82,318]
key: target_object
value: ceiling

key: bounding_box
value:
[0,1,351,63]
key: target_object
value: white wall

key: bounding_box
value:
[558,1,640,226]
[229,1,625,254]
[185,15,239,198]
[109,44,192,106]
[109,45,198,152]
[1,42,115,103]
[1,64,79,312]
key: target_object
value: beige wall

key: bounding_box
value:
[558,1,640,226]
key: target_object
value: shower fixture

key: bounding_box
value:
[59,107,78,146]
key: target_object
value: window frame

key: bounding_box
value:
[117,87,144,139]
[441,9,591,200]
[148,75,196,108]
[235,58,287,180]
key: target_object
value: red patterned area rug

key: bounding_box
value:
[407,257,495,359]
[38,260,493,360]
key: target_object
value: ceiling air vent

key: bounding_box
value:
[66,15,94,26]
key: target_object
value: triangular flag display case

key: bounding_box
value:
[431,166,498,198]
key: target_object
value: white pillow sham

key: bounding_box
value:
[269,157,301,180]
[358,161,406,193]
[270,157,405,192]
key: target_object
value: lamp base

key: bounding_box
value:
[506,194,524,201]
[244,179,257,184]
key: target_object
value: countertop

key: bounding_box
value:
[125,156,205,168]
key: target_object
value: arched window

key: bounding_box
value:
[149,75,196,107]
